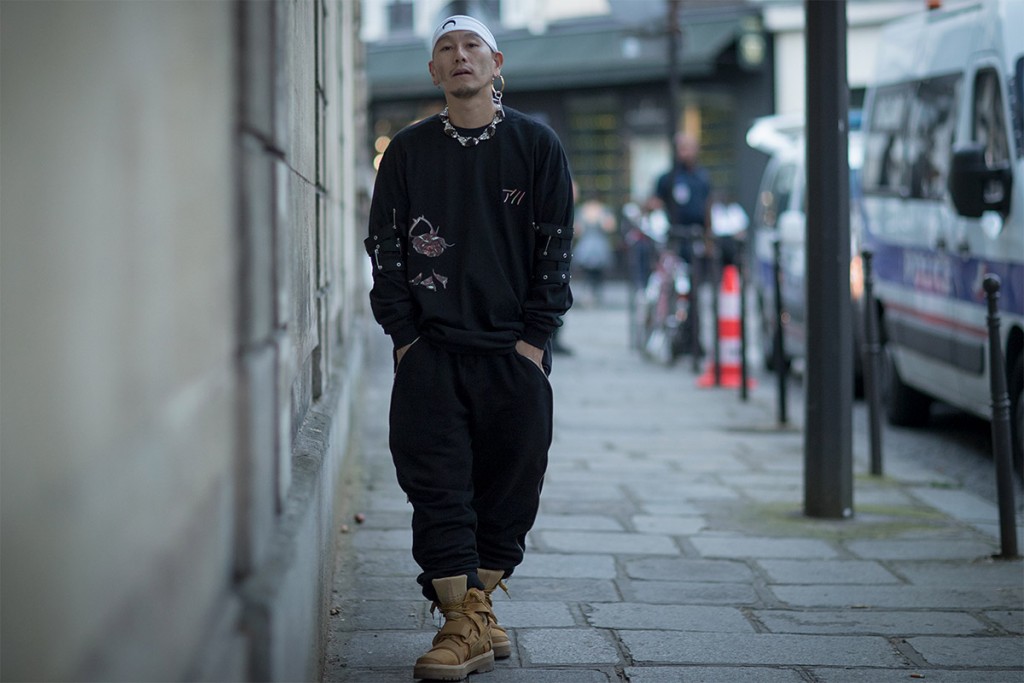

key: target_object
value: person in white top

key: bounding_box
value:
[710,191,749,267]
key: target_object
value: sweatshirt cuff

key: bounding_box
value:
[390,325,419,349]
[521,326,551,350]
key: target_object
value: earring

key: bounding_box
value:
[491,74,505,106]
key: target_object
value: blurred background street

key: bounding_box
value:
[2,1,1021,680]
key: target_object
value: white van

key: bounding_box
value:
[746,115,866,387]
[860,0,1024,469]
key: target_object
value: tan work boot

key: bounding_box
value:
[413,576,494,681]
[477,569,511,659]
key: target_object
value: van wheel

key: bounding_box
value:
[1010,355,1023,475]
[882,338,931,426]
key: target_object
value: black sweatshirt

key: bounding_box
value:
[365,106,574,358]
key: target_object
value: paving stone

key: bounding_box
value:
[476,669,615,682]
[505,577,621,602]
[623,557,754,583]
[756,559,900,584]
[908,487,1000,523]
[623,666,806,682]
[514,552,617,579]
[492,600,577,628]
[328,668,421,683]
[348,575,425,601]
[771,584,1022,609]
[641,501,704,516]
[906,635,1024,667]
[970,519,1024,543]
[332,599,426,631]
[846,538,999,560]
[518,628,621,665]
[540,482,625,501]
[891,559,1024,587]
[623,481,740,501]
[362,492,410,513]
[347,509,411,530]
[533,513,624,531]
[540,498,638,517]
[539,530,680,555]
[352,549,418,576]
[753,608,989,635]
[588,458,676,473]
[631,515,706,535]
[621,579,760,606]
[811,667,1024,682]
[718,472,802,489]
[586,603,754,632]
[741,488,807,503]
[349,528,412,551]
[328,289,1024,680]
[691,536,839,559]
[849,486,917,507]
[336,630,428,668]
[985,609,1024,634]
[620,631,902,666]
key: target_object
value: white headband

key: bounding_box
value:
[431,15,498,53]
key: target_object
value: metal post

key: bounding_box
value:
[712,244,721,386]
[666,0,680,153]
[690,233,702,372]
[739,243,749,401]
[862,250,883,476]
[804,0,852,518]
[773,238,787,425]
[983,275,1019,559]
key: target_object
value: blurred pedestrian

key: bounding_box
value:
[654,132,712,263]
[363,14,574,681]
[573,189,616,306]
[622,195,668,291]
[710,191,749,267]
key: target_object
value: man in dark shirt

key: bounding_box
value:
[655,132,712,262]
[364,14,574,681]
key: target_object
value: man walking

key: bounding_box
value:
[655,132,712,263]
[364,14,574,681]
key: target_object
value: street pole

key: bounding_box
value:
[804,0,853,519]
[667,0,680,151]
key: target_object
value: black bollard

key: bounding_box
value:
[862,251,884,476]
[983,275,1019,559]
[773,238,788,425]
[689,229,703,373]
[712,242,722,386]
[739,243,749,401]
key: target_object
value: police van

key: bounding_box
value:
[746,114,866,386]
[860,0,1024,469]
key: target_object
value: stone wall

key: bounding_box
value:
[0,1,369,679]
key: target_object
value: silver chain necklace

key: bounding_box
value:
[439,105,504,147]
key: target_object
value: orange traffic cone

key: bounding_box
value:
[698,264,755,389]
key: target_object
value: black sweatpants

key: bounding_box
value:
[389,338,553,601]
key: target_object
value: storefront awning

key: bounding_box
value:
[367,15,747,100]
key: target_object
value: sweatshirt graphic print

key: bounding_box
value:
[365,107,574,356]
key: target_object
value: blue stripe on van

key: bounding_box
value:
[866,238,1024,318]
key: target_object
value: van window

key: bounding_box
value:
[1014,56,1023,158]
[907,74,961,200]
[759,161,797,229]
[863,84,912,195]
[972,68,1010,167]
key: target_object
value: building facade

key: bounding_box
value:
[0,1,370,680]
[362,0,775,219]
